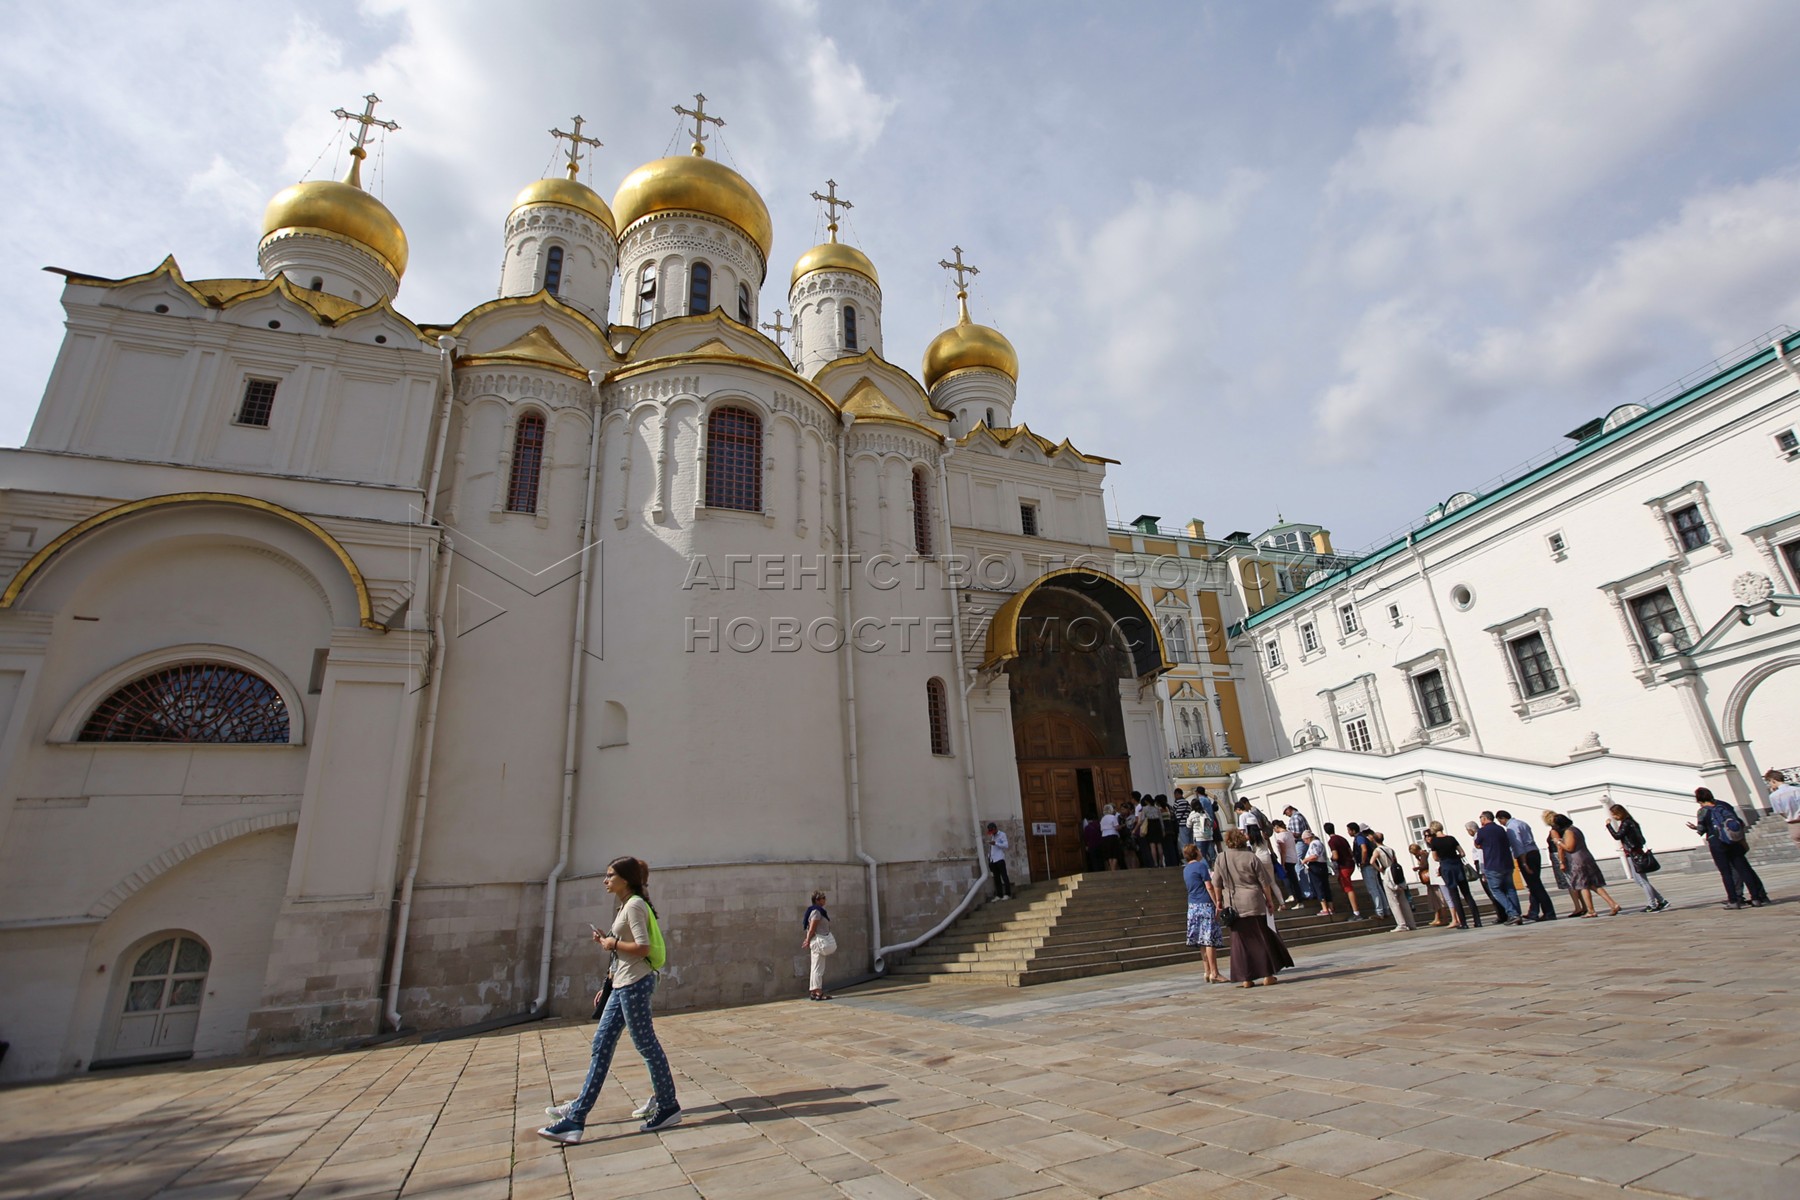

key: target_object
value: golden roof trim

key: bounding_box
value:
[841,378,942,439]
[419,292,621,362]
[812,350,953,420]
[625,308,792,369]
[605,353,840,417]
[459,324,591,380]
[980,566,1171,674]
[955,421,1115,465]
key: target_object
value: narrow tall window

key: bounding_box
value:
[1414,669,1452,727]
[544,245,564,296]
[911,468,933,555]
[688,262,711,315]
[1338,603,1359,636]
[635,262,656,327]
[236,378,278,427]
[507,413,546,514]
[1299,622,1319,654]
[705,406,762,511]
[1163,617,1190,662]
[844,304,858,351]
[737,282,751,324]
[1509,632,1557,697]
[985,407,995,427]
[1670,504,1710,551]
[1630,589,1689,659]
[1019,502,1039,537]
[1265,638,1283,670]
[1784,540,1800,589]
[926,678,951,755]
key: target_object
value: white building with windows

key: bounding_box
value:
[0,100,1178,1080]
[1230,339,1800,854]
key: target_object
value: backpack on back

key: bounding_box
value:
[645,906,668,971]
[1718,809,1747,845]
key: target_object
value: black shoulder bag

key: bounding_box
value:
[1217,856,1240,929]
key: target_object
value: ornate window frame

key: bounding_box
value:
[1393,648,1468,747]
[1334,597,1364,644]
[1297,618,1323,661]
[1263,634,1286,675]
[1597,561,1699,684]
[51,644,306,745]
[1484,608,1579,720]
[1645,480,1729,565]
[1744,509,1800,592]
[1319,673,1391,754]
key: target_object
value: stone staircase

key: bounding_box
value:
[888,866,1432,987]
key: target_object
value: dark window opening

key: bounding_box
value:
[1630,588,1689,659]
[1671,504,1710,551]
[927,678,951,755]
[544,245,564,295]
[737,282,751,324]
[1020,503,1039,537]
[1509,632,1557,697]
[688,262,711,315]
[844,305,858,351]
[80,663,289,743]
[705,406,762,511]
[507,413,547,514]
[912,468,932,555]
[236,378,278,427]
[635,262,657,327]
[1414,669,1452,727]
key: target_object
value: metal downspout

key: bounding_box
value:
[836,413,883,972]
[531,370,606,1013]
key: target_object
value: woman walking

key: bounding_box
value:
[1553,815,1623,917]
[1215,829,1294,987]
[540,857,681,1143]
[803,890,837,1000]
[1605,805,1669,912]
[1543,810,1588,916]
[1181,844,1226,983]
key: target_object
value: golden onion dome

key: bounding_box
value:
[613,153,773,264]
[790,239,878,291]
[260,175,408,279]
[922,297,1018,389]
[510,177,618,237]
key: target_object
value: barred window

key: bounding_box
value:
[705,406,762,511]
[236,378,278,427]
[1019,502,1039,537]
[911,468,932,555]
[80,663,290,743]
[1509,632,1557,697]
[844,304,858,351]
[507,413,546,514]
[927,677,951,755]
[544,245,564,296]
[688,262,711,315]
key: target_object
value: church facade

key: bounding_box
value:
[0,99,1190,1081]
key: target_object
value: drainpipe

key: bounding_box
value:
[835,413,883,972]
[530,369,606,1014]
[1406,532,1484,753]
[874,441,990,968]
[382,335,460,1030]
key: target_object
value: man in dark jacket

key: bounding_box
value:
[1689,789,1769,908]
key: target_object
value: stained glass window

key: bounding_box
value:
[507,413,546,514]
[80,664,290,743]
[705,406,761,511]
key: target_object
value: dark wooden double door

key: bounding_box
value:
[1015,713,1133,880]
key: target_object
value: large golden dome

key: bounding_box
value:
[260,176,408,280]
[510,177,617,237]
[791,239,878,290]
[922,299,1018,389]
[613,154,773,264]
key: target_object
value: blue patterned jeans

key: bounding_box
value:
[567,973,678,1125]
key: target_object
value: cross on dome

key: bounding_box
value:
[810,179,853,241]
[761,309,792,350]
[550,115,603,180]
[672,93,725,157]
[938,245,980,298]
[330,94,399,187]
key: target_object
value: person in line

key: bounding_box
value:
[1301,831,1334,917]
[1269,819,1303,907]
[540,856,681,1143]
[1497,809,1556,921]
[1188,797,1218,868]
[1370,833,1417,931]
[1143,797,1167,869]
[1349,823,1391,922]
[1689,788,1769,908]
[1236,798,1272,848]
[1472,812,1524,925]
[1159,794,1182,867]
[1552,814,1623,917]
[1409,842,1450,926]
[802,890,837,1000]
[1427,821,1480,929]
[1173,788,1194,858]
[985,822,1014,900]
[1542,810,1588,916]
[1324,823,1365,919]
[1215,829,1293,987]
[1604,804,1669,912]
[1181,843,1227,983]
[1768,768,1800,854]
[1080,813,1102,872]
[1281,804,1312,841]
[1196,789,1225,865]
[1099,804,1122,870]
[1464,821,1508,924]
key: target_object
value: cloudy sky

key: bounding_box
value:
[5,0,1800,551]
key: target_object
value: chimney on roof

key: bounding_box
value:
[1311,530,1334,555]
[1185,518,1205,539]
[1131,514,1162,534]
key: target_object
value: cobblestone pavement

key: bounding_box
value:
[3,863,1797,1200]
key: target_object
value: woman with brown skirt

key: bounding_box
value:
[1216,828,1294,987]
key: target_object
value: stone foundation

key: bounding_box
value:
[244,903,388,1055]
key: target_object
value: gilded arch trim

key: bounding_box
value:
[87,810,300,919]
[983,566,1171,676]
[0,492,386,631]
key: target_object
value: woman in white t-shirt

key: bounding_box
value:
[1099,805,1122,870]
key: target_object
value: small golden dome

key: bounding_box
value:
[922,298,1018,389]
[613,154,773,264]
[260,177,409,279]
[791,240,878,291]
[510,177,618,237]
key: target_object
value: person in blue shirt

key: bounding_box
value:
[1181,843,1226,983]
[1496,809,1556,921]
[1472,812,1523,924]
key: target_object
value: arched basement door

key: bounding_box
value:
[104,933,211,1065]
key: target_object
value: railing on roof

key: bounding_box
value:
[1342,324,1796,559]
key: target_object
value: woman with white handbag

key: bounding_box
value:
[803,891,837,1000]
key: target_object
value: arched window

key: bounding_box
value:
[635,261,657,327]
[80,663,290,743]
[110,933,211,1060]
[737,282,751,324]
[544,245,564,296]
[985,407,995,428]
[705,406,762,511]
[911,467,933,555]
[844,304,858,351]
[926,678,951,755]
[507,412,547,514]
[688,262,711,315]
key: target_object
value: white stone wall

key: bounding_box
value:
[500,201,617,326]
[789,269,882,377]
[616,212,763,329]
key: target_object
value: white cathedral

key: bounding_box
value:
[0,98,1188,1080]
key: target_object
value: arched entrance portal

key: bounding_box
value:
[987,568,1169,880]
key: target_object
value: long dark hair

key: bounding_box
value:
[609,855,655,915]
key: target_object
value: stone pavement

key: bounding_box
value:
[3,863,1797,1200]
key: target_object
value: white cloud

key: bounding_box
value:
[801,35,897,152]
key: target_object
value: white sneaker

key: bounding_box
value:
[545,1100,573,1119]
[633,1100,652,1119]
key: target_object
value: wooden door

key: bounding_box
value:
[1019,764,1087,880]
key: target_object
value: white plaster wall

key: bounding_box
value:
[616,213,763,328]
[500,202,618,326]
[789,270,882,378]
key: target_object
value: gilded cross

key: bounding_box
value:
[810,179,853,238]
[332,94,400,157]
[761,309,792,350]
[550,115,603,180]
[938,245,980,296]
[672,93,725,156]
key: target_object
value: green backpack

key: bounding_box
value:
[645,905,668,971]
